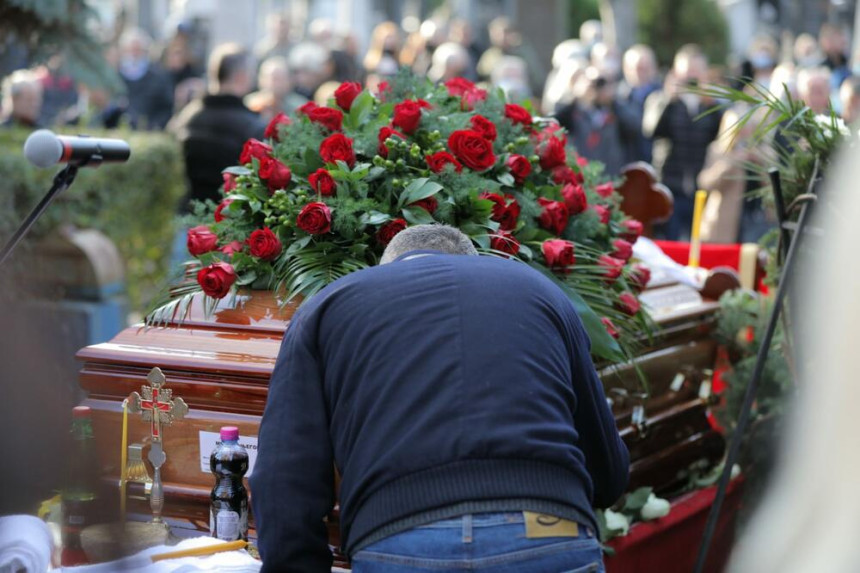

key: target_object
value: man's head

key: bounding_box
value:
[797,67,832,114]
[840,76,860,124]
[673,44,707,85]
[258,56,291,98]
[819,23,847,60]
[623,44,657,88]
[2,70,42,125]
[380,224,478,264]
[208,43,254,96]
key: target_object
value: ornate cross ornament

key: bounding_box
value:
[127,367,188,523]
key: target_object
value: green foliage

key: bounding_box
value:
[637,0,729,67]
[568,0,601,38]
[0,128,186,310]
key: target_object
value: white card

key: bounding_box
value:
[199,431,258,477]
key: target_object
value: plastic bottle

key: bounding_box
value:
[61,406,99,565]
[209,426,249,541]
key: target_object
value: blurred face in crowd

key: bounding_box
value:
[802,74,831,114]
[269,15,290,43]
[840,82,860,124]
[820,26,846,59]
[674,53,707,85]
[260,61,291,98]
[623,47,656,87]
[11,81,42,124]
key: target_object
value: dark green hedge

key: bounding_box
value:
[0,128,187,311]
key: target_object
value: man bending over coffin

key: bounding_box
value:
[251,224,629,572]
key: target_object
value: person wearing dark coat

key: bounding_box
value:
[117,29,174,130]
[168,43,266,211]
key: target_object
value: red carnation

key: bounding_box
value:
[538,136,567,170]
[504,103,533,126]
[222,172,237,193]
[599,254,625,283]
[239,138,272,165]
[376,218,407,245]
[187,225,218,256]
[444,77,476,96]
[264,112,290,141]
[425,151,462,173]
[220,241,243,256]
[561,183,587,215]
[258,156,292,192]
[601,317,620,339]
[196,262,236,299]
[630,264,651,292]
[297,101,318,115]
[308,168,337,197]
[611,238,634,262]
[334,81,362,111]
[296,202,332,235]
[595,182,614,198]
[448,130,496,171]
[537,198,570,235]
[378,126,406,158]
[392,100,428,134]
[593,204,611,224]
[616,292,641,316]
[542,239,575,272]
[319,133,356,167]
[214,198,234,223]
[490,230,520,257]
[552,165,583,185]
[247,227,283,261]
[470,115,497,141]
[505,154,532,185]
[307,106,344,132]
[410,196,438,214]
[621,219,644,243]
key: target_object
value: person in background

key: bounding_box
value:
[770,62,798,102]
[117,28,174,130]
[313,81,341,106]
[578,20,603,54]
[818,23,850,94]
[542,39,588,114]
[797,67,832,115]
[363,21,402,79]
[643,44,723,240]
[793,32,821,68]
[839,76,860,126]
[477,17,545,97]
[426,42,471,85]
[289,42,334,101]
[401,19,447,78]
[448,19,481,80]
[618,44,660,163]
[162,34,204,113]
[251,224,628,572]
[33,55,77,126]
[167,43,265,210]
[308,18,361,83]
[590,42,622,82]
[1,70,43,129]
[744,34,779,90]
[246,56,307,122]
[255,13,293,65]
[491,55,533,104]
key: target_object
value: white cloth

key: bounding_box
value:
[632,237,706,289]
[0,515,53,573]
[58,537,260,573]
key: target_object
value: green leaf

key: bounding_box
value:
[497,173,515,187]
[401,205,436,225]
[471,233,490,249]
[348,91,374,128]
[399,177,443,207]
[360,211,391,225]
[223,166,252,176]
[622,487,653,512]
[286,235,312,255]
[236,270,258,286]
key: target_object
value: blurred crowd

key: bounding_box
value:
[2,13,858,243]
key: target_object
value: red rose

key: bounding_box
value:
[601,317,620,339]
[480,192,520,231]
[537,198,570,235]
[460,88,488,110]
[505,154,531,185]
[307,106,344,132]
[296,202,332,234]
[598,254,625,283]
[621,219,644,243]
[376,218,407,245]
[196,262,236,299]
[595,182,614,198]
[187,225,218,256]
[616,292,641,315]
[308,168,337,196]
[319,133,355,167]
[611,238,634,262]
[448,130,496,171]
[392,100,426,134]
[561,183,587,215]
[538,136,567,170]
[444,77,476,96]
[593,204,611,224]
[221,241,243,256]
[247,227,283,261]
[378,126,406,158]
[214,198,234,222]
[410,196,438,214]
[630,263,651,292]
[239,138,272,165]
[297,101,318,115]
[258,156,292,192]
[542,239,575,272]
[334,81,362,111]
[222,172,237,193]
[504,103,533,126]
[470,115,497,141]
[425,151,462,173]
[576,155,589,168]
[490,230,520,256]
[552,165,583,185]
[264,112,290,141]
[375,81,391,100]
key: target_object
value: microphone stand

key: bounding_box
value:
[0,156,95,268]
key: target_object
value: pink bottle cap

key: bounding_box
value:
[220,426,239,442]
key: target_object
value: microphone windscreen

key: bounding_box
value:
[23,130,63,168]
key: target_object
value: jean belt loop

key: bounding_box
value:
[462,513,473,544]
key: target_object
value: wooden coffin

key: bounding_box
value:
[76,277,727,545]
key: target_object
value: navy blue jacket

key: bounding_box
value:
[251,252,629,572]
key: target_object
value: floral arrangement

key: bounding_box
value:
[153,72,653,362]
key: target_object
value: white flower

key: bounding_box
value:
[604,509,631,535]
[640,493,671,520]
[814,114,850,138]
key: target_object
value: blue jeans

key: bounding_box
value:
[351,512,604,572]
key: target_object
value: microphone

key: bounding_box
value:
[24,129,131,168]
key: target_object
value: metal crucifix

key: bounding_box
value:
[127,367,188,523]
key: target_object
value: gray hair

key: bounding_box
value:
[380,224,477,264]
